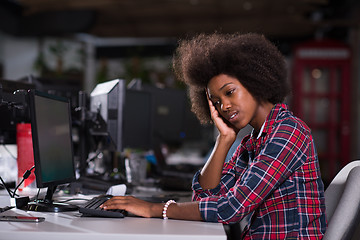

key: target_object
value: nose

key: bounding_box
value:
[220,99,231,112]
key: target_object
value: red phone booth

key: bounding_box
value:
[292,39,351,184]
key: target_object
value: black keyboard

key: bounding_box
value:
[79,195,126,218]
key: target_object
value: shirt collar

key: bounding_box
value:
[251,103,288,139]
[256,121,266,139]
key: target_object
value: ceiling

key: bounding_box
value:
[1,0,358,40]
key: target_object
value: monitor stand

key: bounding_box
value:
[25,201,78,212]
[23,185,79,212]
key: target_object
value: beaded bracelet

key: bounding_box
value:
[162,199,176,220]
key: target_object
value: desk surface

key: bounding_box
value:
[0,193,226,240]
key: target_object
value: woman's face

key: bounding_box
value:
[207,74,260,130]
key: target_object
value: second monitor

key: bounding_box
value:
[89,79,153,152]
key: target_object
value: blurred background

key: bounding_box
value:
[0,0,359,186]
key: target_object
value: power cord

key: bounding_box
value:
[1,144,17,160]
[0,176,16,197]
[12,165,35,198]
[0,165,35,209]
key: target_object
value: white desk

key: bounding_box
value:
[0,193,226,240]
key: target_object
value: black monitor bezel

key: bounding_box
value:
[28,89,76,189]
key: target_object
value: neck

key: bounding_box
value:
[250,102,274,132]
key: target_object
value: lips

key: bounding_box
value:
[228,111,238,121]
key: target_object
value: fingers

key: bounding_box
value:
[205,89,214,109]
[100,196,130,210]
[100,196,156,218]
[205,89,219,118]
[100,196,147,210]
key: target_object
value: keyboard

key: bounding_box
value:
[79,195,126,218]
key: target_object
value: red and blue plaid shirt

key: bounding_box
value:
[192,103,327,239]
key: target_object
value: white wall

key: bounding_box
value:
[0,33,38,80]
[0,32,85,82]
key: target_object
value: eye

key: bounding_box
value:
[226,89,235,96]
[212,100,220,106]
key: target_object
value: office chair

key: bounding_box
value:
[323,160,360,240]
[223,222,242,240]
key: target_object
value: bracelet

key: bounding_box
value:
[162,200,176,220]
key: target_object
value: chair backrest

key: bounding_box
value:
[323,160,360,240]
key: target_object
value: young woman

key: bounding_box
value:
[101,33,327,239]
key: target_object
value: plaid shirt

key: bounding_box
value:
[192,103,327,239]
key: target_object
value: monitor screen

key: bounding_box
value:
[31,91,75,187]
[26,90,77,212]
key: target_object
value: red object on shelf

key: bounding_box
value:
[16,123,35,190]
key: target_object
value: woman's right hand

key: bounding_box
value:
[198,90,238,190]
[101,196,161,218]
[206,90,238,142]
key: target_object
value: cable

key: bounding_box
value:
[1,144,17,160]
[0,176,16,197]
[12,165,35,198]
[0,145,18,196]
[0,166,35,209]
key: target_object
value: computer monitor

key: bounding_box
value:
[142,85,206,146]
[89,79,153,151]
[141,85,186,146]
[122,89,153,149]
[26,90,78,212]
[90,79,125,151]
